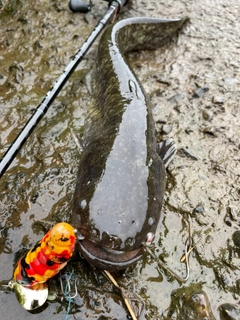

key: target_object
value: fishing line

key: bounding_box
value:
[62,270,77,320]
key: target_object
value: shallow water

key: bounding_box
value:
[0,0,240,319]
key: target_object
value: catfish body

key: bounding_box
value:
[72,17,187,270]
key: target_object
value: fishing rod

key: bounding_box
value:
[0,0,128,179]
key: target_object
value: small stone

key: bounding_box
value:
[224,78,237,86]
[193,204,205,214]
[31,192,39,203]
[202,109,213,121]
[17,17,29,24]
[202,126,216,135]
[185,127,193,134]
[224,208,235,227]
[193,87,209,98]
[50,167,60,176]
[33,40,44,50]
[219,303,240,320]
[167,286,215,320]
[153,74,171,86]
[168,93,184,104]
[213,96,225,104]
[162,124,172,134]
[224,215,232,227]
[232,231,240,248]
[58,178,64,186]
[178,148,199,160]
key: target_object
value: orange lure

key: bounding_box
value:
[13,222,76,290]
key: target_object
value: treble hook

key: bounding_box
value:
[60,271,78,300]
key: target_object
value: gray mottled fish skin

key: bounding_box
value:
[72,17,188,271]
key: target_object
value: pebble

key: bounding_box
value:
[213,96,225,104]
[167,286,216,320]
[224,78,238,86]
[193,87,209,98]
[33,40,44,50]
[168,93,184,104]
[224,209,234,227]
[202,126,216,135]
[153,74,171,86]
[185,127,193,134]
[178,148,199,160]
[232,231,240,248]
[224,215,232,227]
[202,109,213,121]
[219,303,240,320]
[161,124,172,134]
[193,204,205,214]
[188,292,215,320]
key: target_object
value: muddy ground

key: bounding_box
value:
[0,0,239,319]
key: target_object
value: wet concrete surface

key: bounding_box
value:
[0,0,240,319]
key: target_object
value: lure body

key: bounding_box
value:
[72,17,188,271]
[13,222,76,289]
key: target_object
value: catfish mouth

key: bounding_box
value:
[76,238,144,271]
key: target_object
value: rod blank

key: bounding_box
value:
[0,0,127,178]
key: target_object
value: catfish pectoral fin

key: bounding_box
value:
[158,138,177,168]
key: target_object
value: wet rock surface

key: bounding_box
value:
[219,303,240,320]
[0,0,240,319]
[167,284,216,320]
